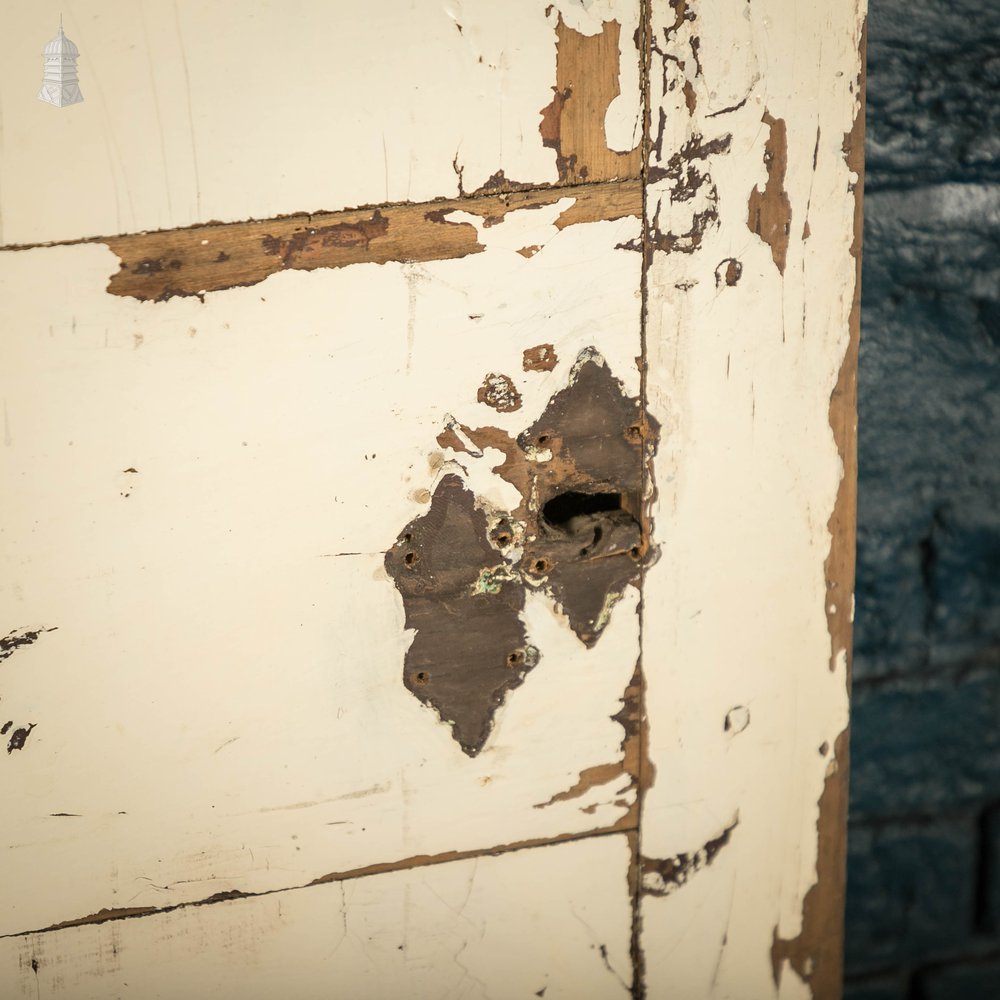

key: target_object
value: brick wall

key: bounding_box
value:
[844,0,1000,996]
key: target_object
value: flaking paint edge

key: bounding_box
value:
[769,16,866,1000]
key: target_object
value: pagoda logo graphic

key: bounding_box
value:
[38,18,83,108]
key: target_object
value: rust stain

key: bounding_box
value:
[477,373,523,413]
[640,816,739,897]
[523,343,559,372]
[541,17,643,185]
[99,182,641,302]
[746,111,793,274]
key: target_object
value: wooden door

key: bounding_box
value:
[0,3,865,997]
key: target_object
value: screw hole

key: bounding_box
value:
[404,551,418,567]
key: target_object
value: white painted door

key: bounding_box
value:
[0,3,865,997]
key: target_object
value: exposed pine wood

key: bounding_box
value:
[541,17,644,186]
[96,181,641,302]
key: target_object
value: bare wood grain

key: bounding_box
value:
[101,181,642,302]
[540,17,644,186]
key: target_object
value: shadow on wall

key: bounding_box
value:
[844,0,1000,998]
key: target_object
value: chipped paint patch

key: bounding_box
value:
[533,762,625,809]
[644,134,732,257]
[640,817,739,898]
[746,112,792,275]
[6,723,35,754]
[0,627,57,663]
[477,373,523,413]
[523,343,559,372]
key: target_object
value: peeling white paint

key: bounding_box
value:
[640,0,864,996]
[0,0,864,993]
[0,206,642,937]
[0,1,639,246]
[0,835,634,999]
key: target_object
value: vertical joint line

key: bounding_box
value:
[632,0,653,996]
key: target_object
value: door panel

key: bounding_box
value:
[0,198,643,936]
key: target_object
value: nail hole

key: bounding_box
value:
[403,533,412,543]
[496,534,510,547]
[626,424,642,442]
[404,551,418,567]
[507,650,523,667]
[537,434,549,445]
[629,546,641,560]
[533,558,549,574]
[413,670,430,685]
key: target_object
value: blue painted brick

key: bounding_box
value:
[854,186,1000,683]
[921,959,1000,1000]
[843,974,909,1000]
[845,818,976,971]
[850,673,1000,817]
[985,805,1000,932]
[866,0,1000,186]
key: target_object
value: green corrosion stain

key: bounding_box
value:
[472,565,517,595]
[594,590,623,634]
